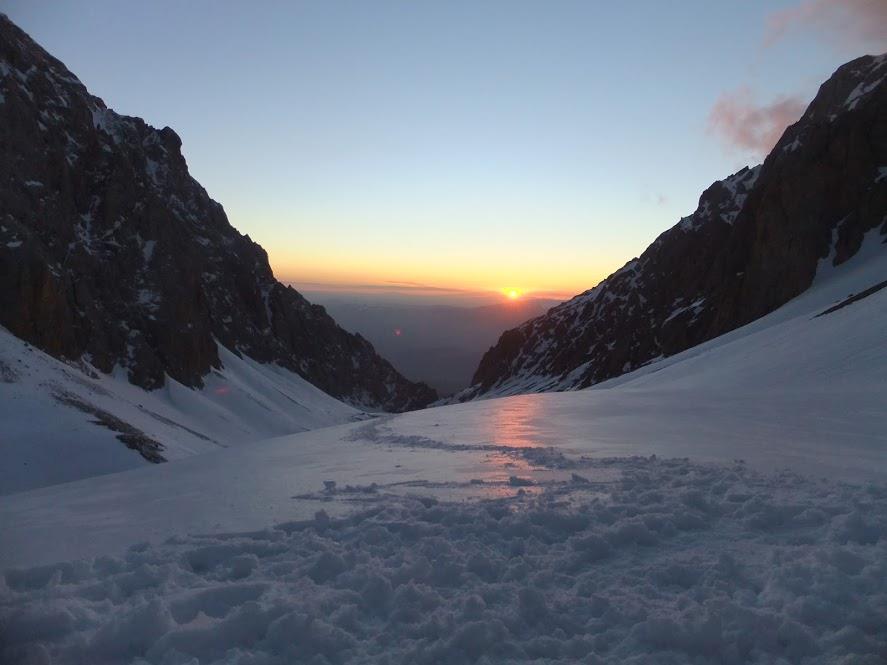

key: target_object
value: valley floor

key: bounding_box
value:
[4,457,886,664]
[1,238,886,663]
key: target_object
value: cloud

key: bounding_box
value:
[764,0,887,50]
[707,87,807,157]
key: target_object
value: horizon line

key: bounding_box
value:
[287,279,575,301]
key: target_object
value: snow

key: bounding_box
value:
[90,106,124,142]
[844,75,884,111]
[716,166,759,224]
[144,157,164,186]
[663,297,705,324]
[2,459,886,664]
[135,288,161,309]
[1,228,885,663]
[0,333,358,495]
[142,239,156,263]
[600,226,886,400]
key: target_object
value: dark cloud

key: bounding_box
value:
[707,87,807,157]
[765,0,887,50]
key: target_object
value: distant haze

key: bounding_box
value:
[305,290,562,395]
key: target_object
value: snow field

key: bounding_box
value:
[0,331,358,495]
[3,456,885,665]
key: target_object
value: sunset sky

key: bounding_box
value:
[8,1,885,302]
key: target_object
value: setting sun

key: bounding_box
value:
[505,288,521,300]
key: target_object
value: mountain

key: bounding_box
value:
[459,53,887,400]
[0,15,436,414]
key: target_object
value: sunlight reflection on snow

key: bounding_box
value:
[488,394,544,448]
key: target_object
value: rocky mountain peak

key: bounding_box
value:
[0,14,436,412]
[461,53,886,401]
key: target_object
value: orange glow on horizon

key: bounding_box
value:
[265,244,605,294]
[262,245,608,303]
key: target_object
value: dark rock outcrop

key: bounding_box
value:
[0,15,436,411]
[462,54,887,400]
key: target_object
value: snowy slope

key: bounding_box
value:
[461,53,887,401]
[387,229,887,480]
[1,239,886,663]
[596,226,887,392]
[0,331,359,495]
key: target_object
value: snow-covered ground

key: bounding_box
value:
[4,458,885,664]
[386,230,887,484]
[1,238,885,663]
[0,336,359,495]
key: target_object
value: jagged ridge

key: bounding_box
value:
[0,15,436,412]
[462,53,887,400]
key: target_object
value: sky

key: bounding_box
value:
[6,1,886,302]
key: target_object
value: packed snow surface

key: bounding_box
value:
[1,237,886,663]
[3,459,886,664]
[0,335,358,495]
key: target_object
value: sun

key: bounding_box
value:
[505,288,521,301]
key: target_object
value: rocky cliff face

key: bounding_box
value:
[462,54,887,400]
[0,15,436,412]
